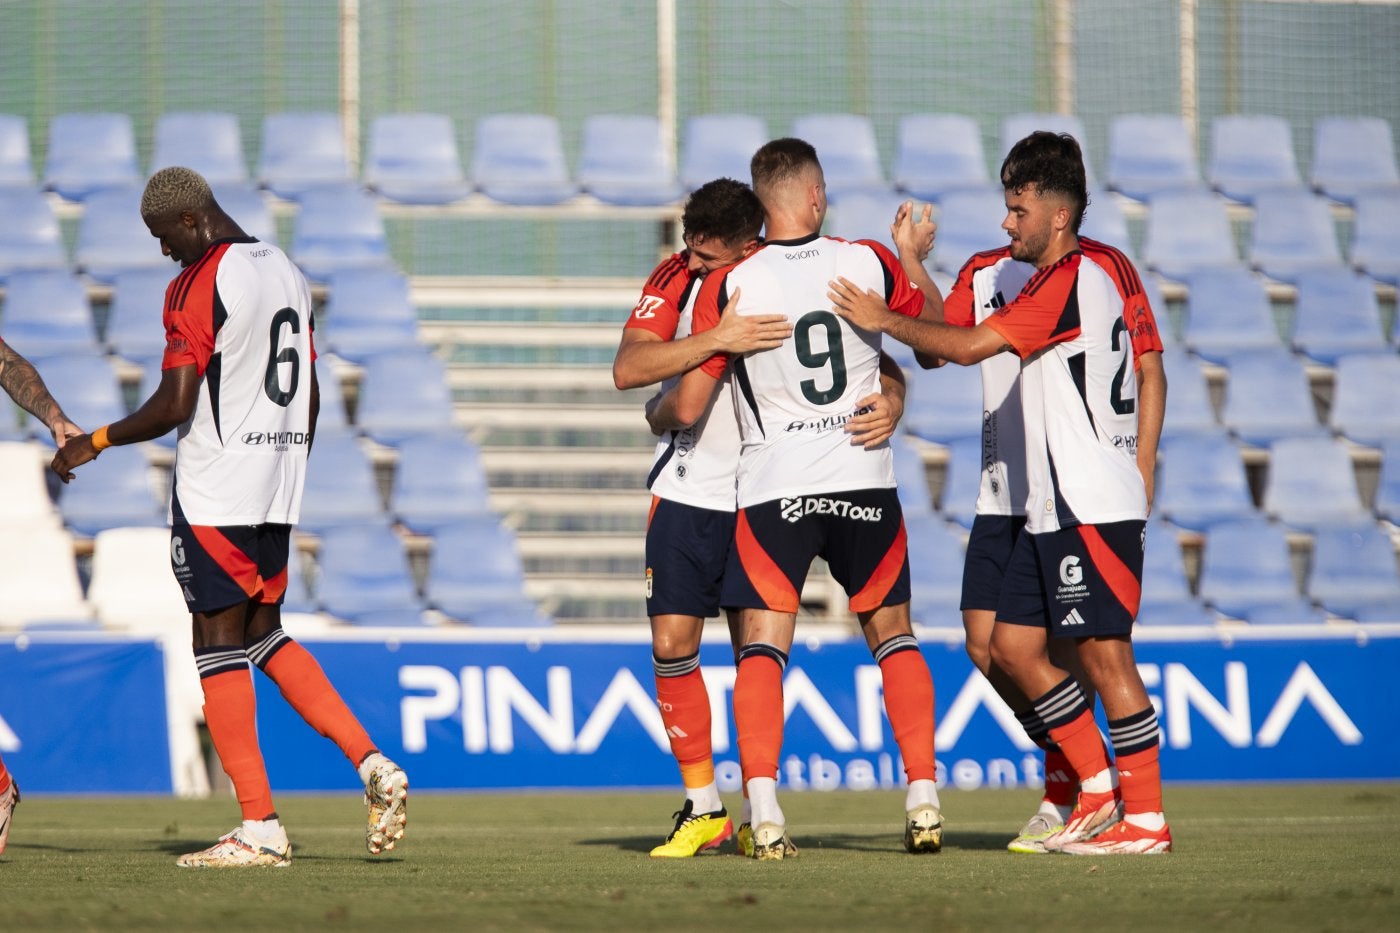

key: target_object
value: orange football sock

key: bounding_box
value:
[733,651,785,784]
[1047,709,1112,786]
[655,667,715,789]
[1115,746,1163,816]
[201,668,276,820]
[261,641,376,766]
[1042,747,1077,807]
[877,644,937,783]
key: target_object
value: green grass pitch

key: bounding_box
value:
[4,783,1398,931]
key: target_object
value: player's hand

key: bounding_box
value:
[49,416,83,449]
[709,287,791,354]
[643,390,668,436]
[892,200,936,264]
[50,433,100,483]
[828,276,892,333]
[846,392,901,449]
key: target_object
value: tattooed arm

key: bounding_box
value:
[0,340,82,446]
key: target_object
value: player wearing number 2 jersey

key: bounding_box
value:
[662,138,945,860]
[51,167,408,868]
[830,132,1172,855]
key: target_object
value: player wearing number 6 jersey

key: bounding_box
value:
[51,167,408,868]
[830,132,1172,855]
[658,138,945,859]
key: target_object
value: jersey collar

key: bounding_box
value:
[764,232,822,248]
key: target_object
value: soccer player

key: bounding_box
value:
[616,178,908,857]
[0,335,81,856]
[51,166,409,868]
[919,215,1165,853]
[829,131,1173,855]
[657,139,944,860]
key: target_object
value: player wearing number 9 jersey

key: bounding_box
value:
[665,138,945,859]
[51,167,408,868]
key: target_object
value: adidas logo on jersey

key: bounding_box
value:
[984,291,1007,309]
[779,497,884,524]
[1060,608,1087,627]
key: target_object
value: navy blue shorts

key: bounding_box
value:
[721,488,910,615]
[170,522,292,614]
[996,520,1145,638]
[645,496,737,618]
[960,514,1028,611]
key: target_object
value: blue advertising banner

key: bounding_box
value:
[254,633,1400,792]
[0,637,173,793]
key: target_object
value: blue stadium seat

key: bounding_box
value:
[1197,516,1300,618]
[891,434,933,516]
[903,361,984,444]
[320,267,420,362]
[1247,189,1343,283]
[75,186,172,282]
[1138,517,1216,626]
[1350,189,1400,288]
[42,113,140,200]
[363,112,470,205]
[905,514,966,628]
[1262,435,1370,529]
[1207,114,1302,203]
[1377,439,1400,523]
[1079,189,1134,260]
[426,516,548,627]
[290,183,393,282]
[578,114,684,206]
[298,429,386,534]
[354,348,457,445]
[1219,348,1325,447]
[937,435,982,529]
[1181,267,1281,363]
[150,111,248,185]
[1237,598,1329,626]
[1353,598,1400,624]
[1290,268,1386,365]
[893,114,991,201]
[104,269,173,361]
[679,113,767,190]
[471,113,578,206]
[57,443,164,536]
[1156,430,1256,532]
[1158,352,1220,437]
[213,183,276,245]
[825,189,910,253]
[392,430,493,534]
[1310,116,1400,205]
[1107,114,1204,201]
[791,113,887,198]
[1307,522,1400,619]
[313,358,350,431]
[2,270,99,357]
[1329,353,1400,446]
[0,113,33,185]
[257,111,352,200]
[1000,113,1096,185]
[315,521,427,627]
[931,187,1008,273]
[26,352,125,443]
[1142,190,1240,281]
[0,185,67,281]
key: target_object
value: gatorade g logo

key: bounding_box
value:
[171,537,187,567]
[1059,556,1083,586]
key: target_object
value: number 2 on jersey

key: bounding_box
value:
[794,310,848,404]
[264,307,301,407]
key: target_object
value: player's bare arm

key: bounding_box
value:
[828,276,1009,367]
[1135,349,1167,514]
[611,287,788,390]
[846,352,907,449]
[51,364,200,483]
[0,342,81,447]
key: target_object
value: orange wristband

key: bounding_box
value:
[91,425,112,451]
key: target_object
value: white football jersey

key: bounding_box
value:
[161,238,315,526]
[690,234,924,508]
